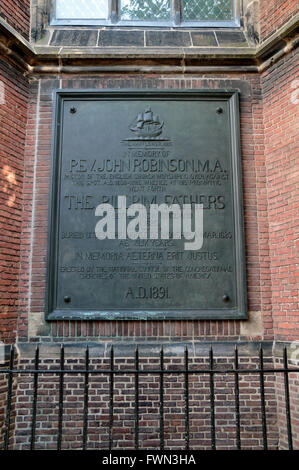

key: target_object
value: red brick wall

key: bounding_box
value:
[262,50,299,341]
[259,0,298,42]
[0,58,29,344]
[17,75,272,343]
[0,0,30,40]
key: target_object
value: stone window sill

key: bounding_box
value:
[36,27,250,49]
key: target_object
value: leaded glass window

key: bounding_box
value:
[56,0,108,19]
[120,0,171,21]
[183,0,234,22]
[53,0,238,26]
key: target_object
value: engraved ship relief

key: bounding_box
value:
[123,106,169,141]
[130,107,164,138]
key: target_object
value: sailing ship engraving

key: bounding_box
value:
[131,107,163,138]
[123,106,169,141]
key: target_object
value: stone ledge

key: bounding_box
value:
[0,17,34,54]
[257,12,299,58]
[12,341,275,359]
[99,29,144,47]
[0,15,297,75]
[46,27,249,49]
[50,29,98,46]
[1,342,297,362]
[146,30,192,47]
[34,45,257,58]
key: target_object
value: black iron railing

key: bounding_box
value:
[1,345,298,451]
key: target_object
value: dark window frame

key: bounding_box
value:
[51,0,240,28]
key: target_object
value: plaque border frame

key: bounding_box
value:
[45,89,248,321]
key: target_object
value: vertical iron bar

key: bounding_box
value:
[184,347,189,450]
[135,347,139,450]
[283,346,293,450]
[4,345,15,450]
[108,346,114,451]
[259,346,268,450]
[209,347,216,450]
[57,344,64,451]
[82,345,89,450]
[159,348,164,450]
[234,346,241,450]
[30,346,39,450]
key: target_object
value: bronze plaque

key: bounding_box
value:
[46,90,247,320]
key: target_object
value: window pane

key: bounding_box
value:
[120,0,171,21]
[183,0,234,21]
[56,0,108,19]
